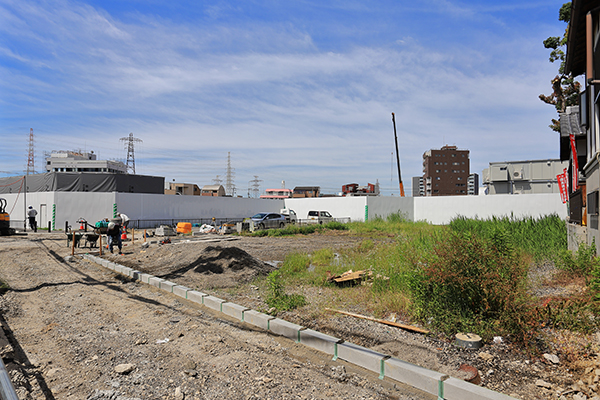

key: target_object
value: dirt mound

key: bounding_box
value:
[116,241,276,289]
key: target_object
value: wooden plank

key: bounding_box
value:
[325,308,430,334]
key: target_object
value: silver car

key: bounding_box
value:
[250,213,287,229]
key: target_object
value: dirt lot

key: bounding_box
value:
[0,231,597,399]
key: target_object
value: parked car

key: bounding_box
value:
[280,208,297,224]
[250,212,287,229]
[307,210,333,224]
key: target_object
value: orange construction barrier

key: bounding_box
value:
[177,222,192,234]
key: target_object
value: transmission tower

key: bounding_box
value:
[212,175,223,186]
[225,152,236,196]
[26,128,35,175]
[249,175,263,198]
[119,132,142,174]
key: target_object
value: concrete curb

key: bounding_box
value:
[83,253,517,400]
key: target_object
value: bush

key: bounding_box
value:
[407,228,533,341]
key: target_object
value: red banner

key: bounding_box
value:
[557,168,569,204]
[570,133,579,190]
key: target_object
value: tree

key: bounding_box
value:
[539,2,581,132]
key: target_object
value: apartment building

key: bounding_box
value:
[422,145,470,196]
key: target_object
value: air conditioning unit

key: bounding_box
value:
[512,170,524,180]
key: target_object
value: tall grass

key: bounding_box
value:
[448,214,566,262]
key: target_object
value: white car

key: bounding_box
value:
[307,210,333,224]
[280,208,297,224]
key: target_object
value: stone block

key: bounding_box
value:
[203,295,225,312]
[130,270,142,280]
[187,290,207,305]
[148,276,164,288]
[159,280,176,293]
[443,377,516,400]
[268,318,303,341]
[139,273,152,284]
[221,302,249,321]
[298,329,341,355]
[384,357,448,397]
[243,310,274,331]
[337,342,388,375]
[172,285,191,299]
[120,266,133,276]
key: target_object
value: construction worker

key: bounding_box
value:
[27,206,37,232]
[106,221,122,254]
[118,213,130,228]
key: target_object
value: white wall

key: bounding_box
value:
[55,192,116,230]
[115,193,284,221]
[285,197,367,221]
[413,193,567,224]
[1,191,568,231]
[366,196,414,221]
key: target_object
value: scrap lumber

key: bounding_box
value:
[326,269,370,284]
[325,308,430,334]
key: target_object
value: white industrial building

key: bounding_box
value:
[45,151,127,174]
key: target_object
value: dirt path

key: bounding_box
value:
[0,234,432,400]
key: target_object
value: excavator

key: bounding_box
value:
[0,198,14,236]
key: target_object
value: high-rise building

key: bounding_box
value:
[422,145,470,196]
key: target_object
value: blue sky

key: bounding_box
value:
[0,0,570,196]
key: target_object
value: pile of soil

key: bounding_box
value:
[117,241,277,289]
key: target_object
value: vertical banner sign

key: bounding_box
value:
[570,133,579,190]
[557,169,568,204]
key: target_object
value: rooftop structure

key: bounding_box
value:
[481,159,567,195]
[45,151,127,174]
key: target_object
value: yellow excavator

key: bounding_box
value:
[0,198,14,236]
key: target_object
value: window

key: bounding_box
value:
[436,169,440,173]
[457,177,462,180]
[436,177,440,180]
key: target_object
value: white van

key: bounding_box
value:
[280,208,297,224]
[307,210,333,224]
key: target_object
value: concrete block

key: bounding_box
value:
[243,310,274,331]
[112,264,124,274]
[187,290,207,305]
[443,377,516,400]
[298,329,341,355]
[106,262,117,271]
[139,273,152,284]
[130,270,142,280]
[221,302,249,321]
[148,276,164,288]
[172,285,191,299]
[159,280,176,293]
[100,259,109,267]
[384,357,448,397]
[337,342,389,376]
[268,318,303,341]
[120,266,133,276]
[203,295,225,312]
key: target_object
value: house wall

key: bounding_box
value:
[585,159,600,247]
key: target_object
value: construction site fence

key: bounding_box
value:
[128,218,246,230]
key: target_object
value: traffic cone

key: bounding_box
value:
[80,223,84,230]
[121,230,127,240]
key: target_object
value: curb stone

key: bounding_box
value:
[86,254,517,400]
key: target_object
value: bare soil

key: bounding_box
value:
[0,231,597,400]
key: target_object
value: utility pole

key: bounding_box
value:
[119,133,142,174]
